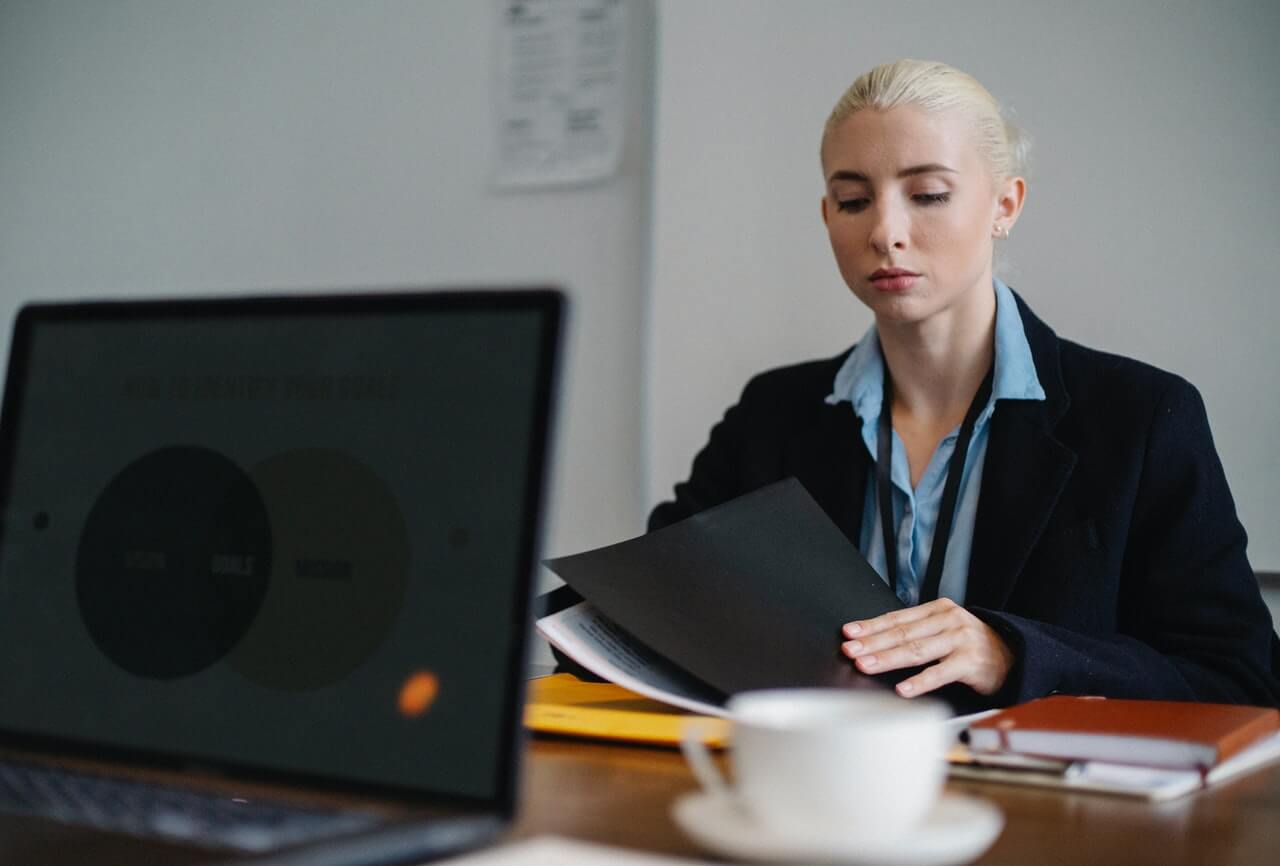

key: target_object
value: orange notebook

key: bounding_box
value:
[967,695,1280,771]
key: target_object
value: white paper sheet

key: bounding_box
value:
[493,0,627,188]
[536,601,726,716]
[442,836,712,865]
[949,730,1280,800]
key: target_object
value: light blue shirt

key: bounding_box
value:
[824,279,1046,606]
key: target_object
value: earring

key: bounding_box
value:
[994,223,1010,239]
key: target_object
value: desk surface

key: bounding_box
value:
[510,736,1280,865]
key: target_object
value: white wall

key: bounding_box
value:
[0,1,656,580]
[3,0,1277,599]
[649,0,1280,568]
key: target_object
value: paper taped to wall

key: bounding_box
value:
[493,0,627,188]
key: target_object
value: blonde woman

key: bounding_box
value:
[649,60,1279,709]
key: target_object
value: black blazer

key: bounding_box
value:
[649,293,1280,708]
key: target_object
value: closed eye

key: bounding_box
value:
[913,192,950,206]
[835,198,870,213]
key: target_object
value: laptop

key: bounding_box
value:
[0,288,563,864]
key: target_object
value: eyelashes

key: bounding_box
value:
[834,192,951,213]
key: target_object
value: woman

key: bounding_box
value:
[649,60,1279,708]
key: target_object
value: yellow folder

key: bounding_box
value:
[524,674,729,748]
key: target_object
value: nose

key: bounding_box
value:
[868,202,908,256]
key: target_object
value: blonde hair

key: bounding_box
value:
[821,59,1030,182]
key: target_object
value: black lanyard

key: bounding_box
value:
[876,365,994,603]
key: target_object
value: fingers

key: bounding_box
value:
[839,599,1015,697]
[841,601,962,677]
[842,629,956,675]
[842,597,959,639]
[894,630,1013,697]
[894,655,967,697]
[840,614,944,664]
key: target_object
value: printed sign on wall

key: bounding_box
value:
[494,0,627,189]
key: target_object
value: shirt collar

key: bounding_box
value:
[824,278,1046,418]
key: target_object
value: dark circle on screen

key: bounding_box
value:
[75,446,272,679]
[227,449,409,691]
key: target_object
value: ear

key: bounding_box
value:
[821,195,830,228]
[994,175,1026,232]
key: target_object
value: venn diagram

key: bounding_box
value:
[75,446,409,691]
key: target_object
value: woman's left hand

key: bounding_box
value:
[840,598,1014,697]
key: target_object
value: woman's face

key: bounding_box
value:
[820,105,1022,329]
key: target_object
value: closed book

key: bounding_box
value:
[968,695,1280,770]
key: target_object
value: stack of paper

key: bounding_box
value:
[952,696,1280,800]
[539,479,905,712]
[524,674,729,747]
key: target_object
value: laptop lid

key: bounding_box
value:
[0,288,563,861]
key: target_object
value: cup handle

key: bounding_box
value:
[680,718,730,798]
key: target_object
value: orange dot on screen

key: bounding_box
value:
[398,670,440,717]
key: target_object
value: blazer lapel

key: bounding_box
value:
[967,405,1076,609]
[777,293,1077,610]
[783,401,868,549]
[966,293,1077,610]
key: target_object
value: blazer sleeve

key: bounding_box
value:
[974,378,1280,707]
[648,378,761,532]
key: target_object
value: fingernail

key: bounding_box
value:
[859,655,878,669]
[898,682,914,696]
[843,640,862,654]
[844,623,862,636]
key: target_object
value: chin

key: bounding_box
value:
[852,288,935,325]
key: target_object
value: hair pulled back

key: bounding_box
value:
[822,59,1029,182]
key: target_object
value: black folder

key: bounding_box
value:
[544,478,905,696]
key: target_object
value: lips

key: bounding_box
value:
[869,268,920,292]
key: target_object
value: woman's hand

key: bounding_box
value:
[840,598,1014,697]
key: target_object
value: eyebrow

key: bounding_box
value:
[826,163,958,183]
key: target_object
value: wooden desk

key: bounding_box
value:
[511,736,1280,864]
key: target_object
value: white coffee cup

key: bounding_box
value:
[681,688,950,842]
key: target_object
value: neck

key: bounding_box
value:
[877,283,997,423]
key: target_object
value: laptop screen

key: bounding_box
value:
[0,290,561,808]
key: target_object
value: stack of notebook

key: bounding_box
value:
[952,696,1280,800]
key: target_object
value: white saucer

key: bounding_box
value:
[671,791,1003,866]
